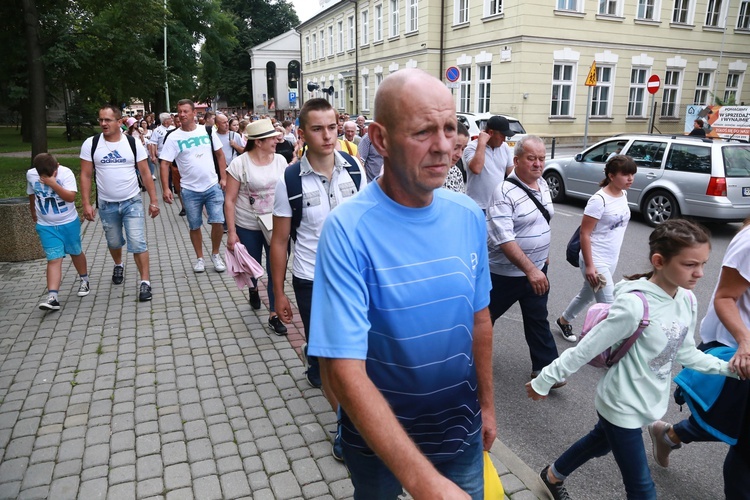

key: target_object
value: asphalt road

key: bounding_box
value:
[490,197,743,500]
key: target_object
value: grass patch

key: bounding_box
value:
[0,126,89,153]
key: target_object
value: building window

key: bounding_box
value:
[486,0,503,16]
[339,78,345,109]
[312,34,317,60]
[305,36,310,62]
[348,15,355,49]
[694,71,712,104]
[551,63,575,116]
[376,73,383,94]
[327,26,333,55]
[455,0,469,24]
[725,72,742,103]
[739,0,750,28]
[459,66,472,113]
[705,0,724,26]
[406,0,418,32]
[672,0,692,23]
[661,70,681,117]
[591,66,613,116]
[477,64,492,113]
[337,21,344,53]
[375,4,383,41]
[390,0,399,37]
[557,0,581,11]
[599,0,618,15]
[319,30,325,59]
[361,10,369,44]
[628,68,648,117]
[362,75,370,110]
[637,0,656,19]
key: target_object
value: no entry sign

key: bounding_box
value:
[647,74,661,95]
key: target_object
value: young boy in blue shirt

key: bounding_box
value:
[27,153,90,311]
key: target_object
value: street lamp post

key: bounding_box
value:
[164,0,170,111]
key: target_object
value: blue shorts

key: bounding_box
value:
[99,196,148,254]
[36,218,83,261]
[181,184,225,231]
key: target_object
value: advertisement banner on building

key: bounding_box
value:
[684,105,750,141]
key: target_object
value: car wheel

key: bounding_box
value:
[544,171,565,203]
[642,190,680,227]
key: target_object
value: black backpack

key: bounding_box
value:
[283,151,362,242]
[89,133,140,207]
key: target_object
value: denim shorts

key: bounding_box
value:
[99,196,148,254]
[36,218,83,261]
[181,184,225,230]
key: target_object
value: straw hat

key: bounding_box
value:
[245,119,281,140]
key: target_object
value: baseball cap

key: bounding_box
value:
[486,116,515,137]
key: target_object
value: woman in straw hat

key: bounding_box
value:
[224,119,289,335]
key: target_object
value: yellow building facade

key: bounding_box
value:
[299,0,748,141]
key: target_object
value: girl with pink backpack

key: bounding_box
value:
[527,219,740,499]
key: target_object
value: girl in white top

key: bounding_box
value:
[224,119,289,335]
[556,155,637,343]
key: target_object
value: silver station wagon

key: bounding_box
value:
[543,134,750,226]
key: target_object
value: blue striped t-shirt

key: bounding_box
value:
[308,181,491,460]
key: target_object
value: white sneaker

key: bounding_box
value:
[211,254,226,272]
[194,258,205,273]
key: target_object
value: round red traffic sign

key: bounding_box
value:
[446,66,460,83]
[647,74,661,95]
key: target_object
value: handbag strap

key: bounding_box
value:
[505,177,551,223]
[607,290,650,366]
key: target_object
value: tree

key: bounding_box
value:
[204,0,299,108]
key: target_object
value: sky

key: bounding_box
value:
[292,0,322,23]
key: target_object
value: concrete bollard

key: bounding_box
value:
[0,197,45,262]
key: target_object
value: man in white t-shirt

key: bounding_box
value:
[159,99,228,273]
[80,104,160,302]
[215,113,245,165]
[463,116,515,211]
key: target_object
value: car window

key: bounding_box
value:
[581,140,627,163]
[722,145,750,178]
[476,118,526,135]
[665,144,711,174]
[626,141,666,169]
[457,115,471,129]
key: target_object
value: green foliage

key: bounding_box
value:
[204,0,300,108]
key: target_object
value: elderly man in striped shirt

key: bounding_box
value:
[486,135,564,389]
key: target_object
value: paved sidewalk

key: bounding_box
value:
[0,194,543,499]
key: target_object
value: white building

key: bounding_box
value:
[248,29,301,113]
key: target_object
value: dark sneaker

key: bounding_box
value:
[112,265,124,285]
[178,208,186,216]
[138,282,152,302]
[249,289,261,309]
[39,296,61,311]
[556,318,578,342]
[648,420,681,467]
[268,316,288,336]
[77,280,90,297]
[531,371,567,390]
[332,427,344,462]
[540,466,572,500]
[306,363,322,388]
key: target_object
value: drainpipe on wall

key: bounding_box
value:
[348,0,360,115]
[439,0,445,80]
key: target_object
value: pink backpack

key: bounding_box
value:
[580,291,650,368]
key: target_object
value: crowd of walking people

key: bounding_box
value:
[24,68,749,499]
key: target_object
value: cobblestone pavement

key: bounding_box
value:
[0,192,542,499]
